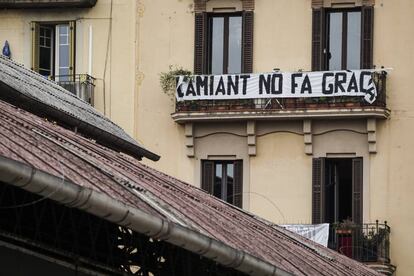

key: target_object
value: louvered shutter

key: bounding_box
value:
[69,21,76,80]
[361,6,374,69]
[312,158,325,224]
[311,8,325,71]
[194,12,207,74]
[202,161,214,194]
[233,160,243,208]
[31,22,40,72]
[352,158,363,224]
[242,11,254,73]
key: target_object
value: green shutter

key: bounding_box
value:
[69,21,76,80]
[31,22,40,72]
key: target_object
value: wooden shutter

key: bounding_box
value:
[352,158,363,224]
[233,160,243,208]
[69,21,76,80]
[312,158,325,223]
[242,11,254,73]
[31,22,40,72]
[194,12,207,74]
[201,160,214,194]
[311,8,325,71]
[361,6,374,69]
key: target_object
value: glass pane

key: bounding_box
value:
[328,12,343,70]
[228,16,242,74]
[59,68,70,81]
[59,25,69,45]
[59,25,68,35]
[39,47,51,72]
[347,11,361,69]
[211,17,224,74]
[59,45,69,67]
[226,163,234,204]
[214,163,222,199]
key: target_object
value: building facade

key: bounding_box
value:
[0,0,413,274]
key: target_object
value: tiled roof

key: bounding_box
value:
[0,99,380,276]
[0,55,159,161]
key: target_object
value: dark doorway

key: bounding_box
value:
[324,158,353,223]
[312,157,363,224]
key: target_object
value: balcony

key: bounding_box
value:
[172,71,389,123]
[329,221,395,275]
[51,74,95,105]
[0,0,97,9]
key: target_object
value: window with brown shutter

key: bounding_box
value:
[194,11,253,74]
[311,6,374,71]
[312,157,363,224]
[201,160,243,208]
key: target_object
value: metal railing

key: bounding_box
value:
[51,74,95,105]
[175,71,387,112]
[328,221,391,264]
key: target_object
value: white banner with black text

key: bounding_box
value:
[176,70,378,104]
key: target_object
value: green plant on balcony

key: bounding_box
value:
[159,65,192,100]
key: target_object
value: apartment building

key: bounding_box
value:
[0,0,412,275]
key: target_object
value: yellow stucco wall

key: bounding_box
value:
[0,0,413,274]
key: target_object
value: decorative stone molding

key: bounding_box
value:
[194,0,207,12]
[247,121,256,156]
[185,123,195,157]
[242,0,254,11]
[367,118,377,153]
[303,120,313,155]
[312,0,374,8]
[194,0,254,12]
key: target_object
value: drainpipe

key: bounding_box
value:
[0,156,292,276]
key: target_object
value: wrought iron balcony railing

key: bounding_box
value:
[51,74,95,105]
[175,71,387,113]
[328,221,392,265]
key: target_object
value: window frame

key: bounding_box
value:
[311,6,373,71]
[201,159,243,207]
[312,157,363,224]
[31,21,75,81]
[206,12,243,75]
[194,11,253,75]
[325,8,362,71]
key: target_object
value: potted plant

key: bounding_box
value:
[159,65,193,100]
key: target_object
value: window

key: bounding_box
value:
[31,22,75,81]
[327,10,361,70]
[312,6,374,71]
[312,158,363,224]
[208,14,242,74]
[194,11,253,75]
[201,160,243,208]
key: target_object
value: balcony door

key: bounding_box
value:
[312,157,363,224]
